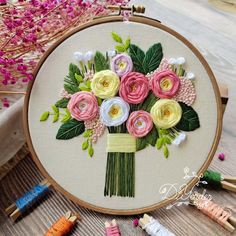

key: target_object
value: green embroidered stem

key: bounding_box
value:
[104,126,135,197]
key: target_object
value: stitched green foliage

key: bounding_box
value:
[136,127,159,151]
[64,84,80,94]
[176,102,200,131]
[55,98,69,108]
[111,32,130,52]
[129,44,146,74]
[40,111,49,121]
[94,51,109,72]
[156,129,171,158]
[61,108,71,123]
[138,93,159,112]
[52,105,59,122]
[129,43,163,74]
[69,63,81,85]
[56,119,85,140]
[143,43,163,74]
[112,32,123,43]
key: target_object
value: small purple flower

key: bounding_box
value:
[111,53,133,77]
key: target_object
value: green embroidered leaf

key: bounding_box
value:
[40,111,49,121]
[94,51,109,72]
[163,136,171,145]
[143,43,163,74]
[136,138,147,151]
[69,63,81,85]
[111,32,123,43]
[52,105,59,115]
[146,127,158,146]
[97,97,102,106]
[115,45,126,53]
[79,84,90,91]
[156,137,163,149]
[83,130,92,138]
[64,84,80,94]
[53,113,59,123]
[61,109,71,123]
[88,145,94,157]
[124,37,130,50]
[56,119,85,140]
[176,102,200,131]
[163,145,169,158]
[129,44,145,74]
[85,80,91,88]
[139,93,158,112]
[82,140,89,150]
[55,98,69,108]
[75,73,83,83]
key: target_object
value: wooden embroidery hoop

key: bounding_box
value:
[23,12,223,215]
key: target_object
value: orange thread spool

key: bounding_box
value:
[45,216,75,236]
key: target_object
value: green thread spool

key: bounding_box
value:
[201,170,222,189]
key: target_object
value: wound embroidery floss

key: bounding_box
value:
[5,179,51,221]
[200,170,236,193]
[45,211,80,236]
[138,214,175,236]
[189,192,236,232]
[105,219,121,236]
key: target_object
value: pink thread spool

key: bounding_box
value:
[105,219,121,236]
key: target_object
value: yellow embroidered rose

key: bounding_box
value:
[150,99,182,129]
[91,70,120,99]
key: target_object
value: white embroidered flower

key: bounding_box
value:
[176,57,186,65]
[100,97,130,126]
[84,51,94,61]
[108,50,116,58]
[172,132,187,146]
[74,51,84,62]
[186,72,195,80]
[168,58,177,65]
[179,132,187,141]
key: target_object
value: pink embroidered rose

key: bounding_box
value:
[126,110,153,138]
[119,72,149,104]
[67,91,98,121]
[111,53,133,77]
[151,70,180,98]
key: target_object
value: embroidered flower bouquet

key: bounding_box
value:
[40,32,200,197]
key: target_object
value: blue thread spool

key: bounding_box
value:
[16,184,49,213]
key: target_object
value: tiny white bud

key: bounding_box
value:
[176,57,186,65]
[186,72,195,80]
[74,51,84,62]
[172,138,181,146]
[179,133,187,141]
[108,50,116,58]
[168,58,177,65]
[84,51,94,61]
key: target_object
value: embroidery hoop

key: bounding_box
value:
[23,14,222,215]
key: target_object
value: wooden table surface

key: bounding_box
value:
[0,0,236,235]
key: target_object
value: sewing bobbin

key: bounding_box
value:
[5,179,51,221]
[45,211,80,236]
[189,191,236,232]
[105,219,121,236]
[138,214,175,236]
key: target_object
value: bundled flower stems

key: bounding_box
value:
[105,219,121,236]
[0,0,130,107]
[189,192,236,232]
[201,170,236,192]
[137,214,175,236]
[5,179,51,221]
[45,211,80,236]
